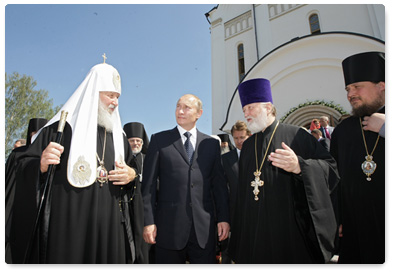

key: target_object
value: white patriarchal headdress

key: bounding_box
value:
[33,61,125,188]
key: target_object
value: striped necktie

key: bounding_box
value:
[184,132,194,164]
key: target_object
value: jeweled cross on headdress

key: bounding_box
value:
[102,53,107,63]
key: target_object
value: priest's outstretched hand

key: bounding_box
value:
[268,142,301,174]
[109,161,137,185]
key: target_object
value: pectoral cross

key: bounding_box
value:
[102,53,107,63]
[251,170,264,201]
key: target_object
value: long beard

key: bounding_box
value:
[98,101,114,132]
[247,108,268,134]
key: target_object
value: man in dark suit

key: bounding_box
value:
[319,116,334,139]
[220,120,251,263]
[142,94,230,264]
[222,121,251,225]
[311,129,330,152]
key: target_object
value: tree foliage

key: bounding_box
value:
[5,72,61,158]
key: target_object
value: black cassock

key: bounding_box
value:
[229,121,339,263]
[11,123,143,264]
[129,152,150,264]
[330,108,385,263]
[5,145,29,263]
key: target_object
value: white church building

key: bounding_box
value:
[205,4,385,134]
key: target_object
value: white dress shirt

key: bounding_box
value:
[177,125,197,150]
[236,148,241,159]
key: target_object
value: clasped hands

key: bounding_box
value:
[40,142,136,184]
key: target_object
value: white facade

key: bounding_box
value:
[206,4,385,133]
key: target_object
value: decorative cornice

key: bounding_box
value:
[268,4,304,20]
[224,10,252,40]
[211,18,223,28]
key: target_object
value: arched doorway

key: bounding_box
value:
[281,102,347,128]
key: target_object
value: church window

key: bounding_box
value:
[238,44,245,81]
[309,13,321,34]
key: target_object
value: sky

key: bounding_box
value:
[5,3,216,138]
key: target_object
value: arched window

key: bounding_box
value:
[309,13,321,34]
[238,44,245,81]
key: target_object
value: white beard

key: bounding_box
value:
[221,146,230,154]
[132,146,143,155]
[97,101,114,132]
[247,106,268,134]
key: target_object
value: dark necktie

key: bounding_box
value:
[184,132,194,164]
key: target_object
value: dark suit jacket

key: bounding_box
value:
[221,149,239,225]
[142,127,229,250]
[319,138,331,152]
[320,126,334,139]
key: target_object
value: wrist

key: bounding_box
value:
[128,167,137,182]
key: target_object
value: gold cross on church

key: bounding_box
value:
[102,53,107,63]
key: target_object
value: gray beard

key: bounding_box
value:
[221,146,230,154]
[132,146,143,155]
[97,102,114,132]
[247,111,268,134]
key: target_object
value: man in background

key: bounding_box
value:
[311,128,330,152]
[13,139,26,149]
[319,116,334,139]
[217,133,235,154]
[220,120,251,263]
[5,118,47,263]
[123,121,150,263]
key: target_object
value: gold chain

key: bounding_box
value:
[359,118,380,157]
[255,121,280,173]
[96,128,107,164]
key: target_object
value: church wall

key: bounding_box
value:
[224,21,257,92]
[254,4,273,59]
[267,4,382,53]
[209,4,258,134]
[210,16,227,137]
[211,4,252,26]
[207,4,385,134]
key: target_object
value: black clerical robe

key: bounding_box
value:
[11,123,142,264]
[5,145,29,263]
[128,152,149,264]
[229,121,339,263]
[330,108,385,263]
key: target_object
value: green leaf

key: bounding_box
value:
[5,72,61,159]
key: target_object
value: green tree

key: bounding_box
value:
[5,72,61,158]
